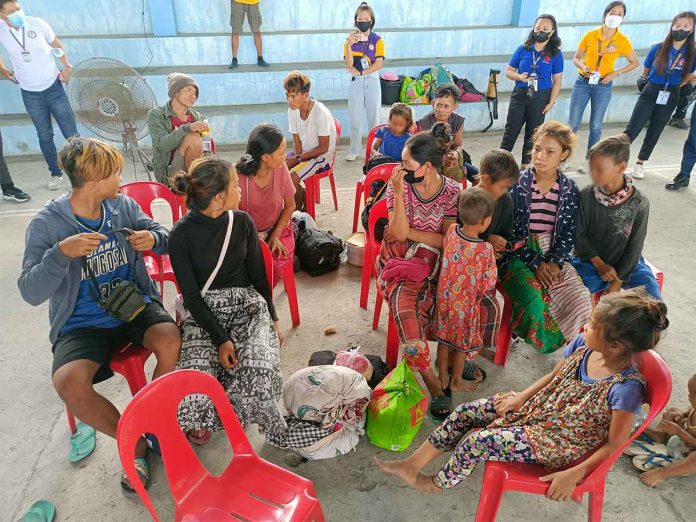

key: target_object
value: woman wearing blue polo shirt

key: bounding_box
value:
[624,11,696,179]
[344,2,385,161]
[501,14,564,169]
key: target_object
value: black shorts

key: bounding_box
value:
[52,302,176,384]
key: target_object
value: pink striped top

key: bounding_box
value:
[529,180,560,234]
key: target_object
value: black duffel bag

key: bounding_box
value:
[296,228,344,276]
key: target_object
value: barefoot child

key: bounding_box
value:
[433,188,497,396]
[376,288,667,497]
[632,374,696,487]
[572,134,662,300]
[371,102,412,162]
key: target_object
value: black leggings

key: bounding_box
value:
[0,131,13,191]
[624,82,680,162]
[500,86,551,165]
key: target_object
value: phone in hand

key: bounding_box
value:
[355,31,368,42]
[109,227,134,236]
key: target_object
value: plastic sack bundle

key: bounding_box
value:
[334,347,374,383]
[281,365,371,460]
[366,360,428,452]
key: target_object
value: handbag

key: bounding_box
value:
[175,210,234,323]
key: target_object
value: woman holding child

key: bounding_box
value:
[169,157,286,445]
[237,124,296,288]
[377,124,460,416]
[501,121,592,354]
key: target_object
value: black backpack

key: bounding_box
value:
[295,229,344,276]
[308,350,389,389]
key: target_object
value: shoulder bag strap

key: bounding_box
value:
[201,210,234,296]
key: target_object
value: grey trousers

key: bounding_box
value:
[0,131,15,190]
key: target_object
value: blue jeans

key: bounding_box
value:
[571,256,663,301]
[568,76,613,150]
[21,79,79,177]
[678,106,696,178]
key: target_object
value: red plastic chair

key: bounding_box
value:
[352,124,389,232]
[120,182,182,298]
[66,343,151,437]
[475,348,672,522]
[260,240,300,327]
[367,198,399,368]
[304,119,342,221]
[117,370,325,522]
[359,163,399,309]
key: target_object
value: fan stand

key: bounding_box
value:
[121,126,153,182]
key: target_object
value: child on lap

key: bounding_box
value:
[572,134,661,300]
[376,288,666,495]
[433,188,497,392]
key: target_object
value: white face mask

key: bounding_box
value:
[605,15,623,29]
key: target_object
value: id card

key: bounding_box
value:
[656,90,671,105]
[21,51,31,63]
[588,72,600,85]
[360,57,370,71]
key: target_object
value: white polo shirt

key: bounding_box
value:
[0,16,59,92]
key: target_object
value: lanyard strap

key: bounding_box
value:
[595,36,614,71]
[531,50,542,71]
[8,26,26,52]
[664,49,684,89]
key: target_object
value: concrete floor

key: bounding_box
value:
[2,123,695,521]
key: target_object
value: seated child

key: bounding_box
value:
[630,374,696,487]
[371,102,413,162]
[571,134,662,300]
[433,187,497,397]
[413,83,479,183]
[376,288,666,495]
[475,149,520,360]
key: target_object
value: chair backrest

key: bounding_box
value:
[363,163,399,206]
[368,198,389,253]
[582,349,672,485]
[120,181,182,224]
[364,124,388,165]
[330,117,342,167]
[117,370,257,522]
[259,240,274,295]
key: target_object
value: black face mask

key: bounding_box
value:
[533,31,551,43]
[403,167,425,184]
[356,21,372,33]
[671,29,691,42]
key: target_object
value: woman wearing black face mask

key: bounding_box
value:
[624,11,696,181]
[344,2,385,161]
[376,123,461,417]
[501,14,564,170]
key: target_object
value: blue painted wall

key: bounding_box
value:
[1,0,692,156]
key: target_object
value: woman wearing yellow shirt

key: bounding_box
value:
[568,1,639,153]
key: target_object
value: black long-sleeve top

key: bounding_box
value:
[481,192,514,243]
[169,209,277,347]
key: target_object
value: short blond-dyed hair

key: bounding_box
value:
[58,138,125,188]
[283,71,311,94]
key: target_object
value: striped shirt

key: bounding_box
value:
[529,181,559,234]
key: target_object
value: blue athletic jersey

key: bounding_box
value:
[62,204,149,332]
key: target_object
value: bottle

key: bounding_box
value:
[201,119,212,154]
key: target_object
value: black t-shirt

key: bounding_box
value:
[481,192,514,242]
[169,209,277,346]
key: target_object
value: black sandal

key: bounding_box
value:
[430,394,453,422]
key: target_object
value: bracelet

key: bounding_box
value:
[618,70,622,77]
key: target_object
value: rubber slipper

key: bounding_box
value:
[187,430,212,445]
[632,453,673,472]
[69,422,96,463]
[20,500,55,522]
[144,433,161,456]
[624,436,668,457]
[121,457,150,495]
[429,395,453,423]
[462,361,486,382]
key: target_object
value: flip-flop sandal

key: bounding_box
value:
[632,453,673,472]
[121,457,150,495]
[187,430,212,445]
[429,395,453,423]
[20,500,55,522]
[462,361,486,382]
[69,422,96,463]
[144,433,161,457]
[624,436,668,457]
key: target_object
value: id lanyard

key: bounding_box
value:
[8,26,31,62]
[594,36,614,74]
[664,48,684,90]
[527,50,541,93]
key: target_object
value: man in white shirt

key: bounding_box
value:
[0,0,79,190]
[282,71,337,211]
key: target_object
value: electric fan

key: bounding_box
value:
[67,58,157,180]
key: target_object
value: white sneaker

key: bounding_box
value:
[630,164,645,179]
[48,176,63,190]
[345,154,358,162]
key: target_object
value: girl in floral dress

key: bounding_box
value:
[376,288,668,497]
[433,187,497,396]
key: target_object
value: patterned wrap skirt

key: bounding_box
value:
[176,287,287,443]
